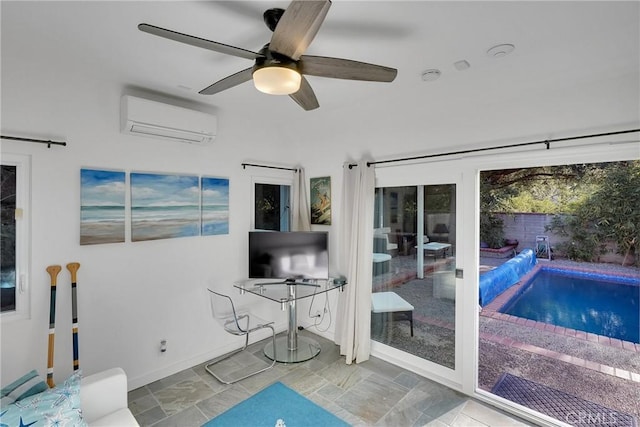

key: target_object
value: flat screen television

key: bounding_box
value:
[249,231,329,281]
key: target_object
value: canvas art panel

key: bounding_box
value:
[130,172,200,242]
[80,169,126,245]
[310,176,331,225]
[201,177,229,235]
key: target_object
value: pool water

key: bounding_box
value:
[500,268,640,344]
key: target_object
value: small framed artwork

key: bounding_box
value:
[80,169,126,245]
[310,176,331,225]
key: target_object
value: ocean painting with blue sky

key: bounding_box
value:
[80,169,126,245]
[201,177,229,235]
[131,172,200,242]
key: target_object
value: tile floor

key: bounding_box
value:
[128,330,533,426]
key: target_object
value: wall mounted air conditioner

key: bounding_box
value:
[120,95,217,145]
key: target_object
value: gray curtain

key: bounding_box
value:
[335,160,375,364]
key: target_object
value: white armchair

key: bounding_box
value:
[81,368,139,426]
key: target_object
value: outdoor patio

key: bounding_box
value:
[372,252,640,423]
[478,257,640,423]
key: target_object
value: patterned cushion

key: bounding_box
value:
[0,370,48,406]
[0,370,86,427]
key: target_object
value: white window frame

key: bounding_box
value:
[1,153,31,322]
[251,175,293,231]
[468,141,639,424]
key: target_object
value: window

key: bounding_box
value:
[253,179,291,231]
[1,153,30,320]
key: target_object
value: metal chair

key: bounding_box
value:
[204,289,276,384]
[535,235,551,261]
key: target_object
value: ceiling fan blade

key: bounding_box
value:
[299,55,397,82]
[138,23,262,61]
[199,67,254,95]
[269,0,331,60]
[289,77,319,111]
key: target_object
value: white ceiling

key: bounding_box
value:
[2,1,639,154]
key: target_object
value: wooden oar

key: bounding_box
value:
[67,262,81,371]
[45,265,61,388]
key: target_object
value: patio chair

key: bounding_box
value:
[371,292,414,337]
[535,235,551,261]
[430,223,449,243]
[374,227,398,255]
[204,289,276,384]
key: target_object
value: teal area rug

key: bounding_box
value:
[203,382,349,427]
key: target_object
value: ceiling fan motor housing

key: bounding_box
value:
[253,45,299,74]
[263,8,285,32]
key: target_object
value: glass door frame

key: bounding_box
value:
[469,141,640,423]
[371,162,466,390]
[368,140,638,424]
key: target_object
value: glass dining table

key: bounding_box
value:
[234,279,345,363]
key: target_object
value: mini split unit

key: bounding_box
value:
[120,95,217,145]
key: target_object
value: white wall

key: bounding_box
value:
[0,80,315,388]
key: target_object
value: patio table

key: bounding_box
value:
[416,242,452,259]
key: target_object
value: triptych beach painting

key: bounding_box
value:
[80,169,229,245]
[131,172,200,242]
[201,177,230,236]
[80,169,126,245]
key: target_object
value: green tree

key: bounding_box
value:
[579,161,639,264]
[480,214,504,249]
[481,165,602,214]
[481,161,638,264]
[547,161,639,265]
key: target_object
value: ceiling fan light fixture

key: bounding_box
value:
[253,66,301,95]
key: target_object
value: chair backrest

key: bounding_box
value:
[207,289,245,332]
[374,227,391,235]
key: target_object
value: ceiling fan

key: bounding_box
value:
[138,0,397,111]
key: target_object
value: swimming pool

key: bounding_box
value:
[499,268,640,344]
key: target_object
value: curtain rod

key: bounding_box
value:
[241,162,298,172]
[348,128,639,168]
[1,135,67,148]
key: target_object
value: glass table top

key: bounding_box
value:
[234,279,346,303]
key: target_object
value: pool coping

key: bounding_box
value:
[480,262,640,382]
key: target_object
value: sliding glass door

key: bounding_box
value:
[371,168,462,385]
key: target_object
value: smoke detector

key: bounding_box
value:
[421,69,441,81]
[487,44,515,58]
[454,60,471,71]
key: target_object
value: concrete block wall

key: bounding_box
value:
[493,212,630,264]
[494,212,568,253]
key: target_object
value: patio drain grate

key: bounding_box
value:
[491,373,637,427]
